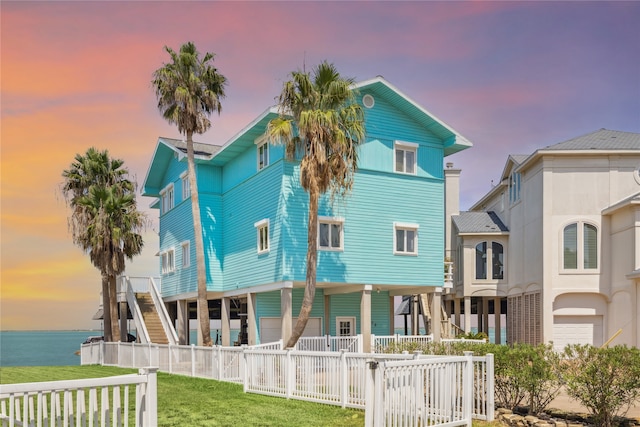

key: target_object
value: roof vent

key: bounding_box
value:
[362,94,375,109]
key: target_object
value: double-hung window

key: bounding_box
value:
[181,171,190,200]
[394,222,419,255]
[394,141,417,174]
[181,241,190,268]
[255,219,269,254]
[475,241,504,280]
[563,222,598,270]
[161,248,175,274]
[160,183,174,214]
[318,217,344,251]
[256,137,269,171]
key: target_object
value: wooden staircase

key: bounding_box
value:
[418,293,462,339]
[135,292,169,344]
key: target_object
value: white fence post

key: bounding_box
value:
[364,359,376,427]
[340,350,348,408]
[139,367,158,427]
[285,349,294,399]
[191,345,196,377]
[463,351,474,426]
[486,353,495,421]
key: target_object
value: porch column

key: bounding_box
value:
[281,284,293,346]
[494,297,502,344]
[412,295,420,335]
[477,298,483,334]
[389,295,395,334]
[464,296,472,333]
[221,297,231,346]
[432,289,442,342]
[361,285,372,353]
[177,299,189,345]
[119,301,128,342]
[482,298,490,335]
[324,295,331,336]
[454,298,461,330]
[247,293,257,346]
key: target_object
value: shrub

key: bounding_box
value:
[561,344,640,427]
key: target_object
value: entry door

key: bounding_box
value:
[336,317,356,337]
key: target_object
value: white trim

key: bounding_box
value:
[393,141,418,175]
[318,217,344,251]
[336,316,356,337]
[393,222,419,256]
[256,136,269,171]
[362,94,375,108]
[160,183,174,214]
[160,248,175,274]
[255,218,270,254]
[181,241,190,268]
[394,140,419,149]
[559,220,600,274]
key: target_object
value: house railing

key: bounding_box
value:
[81,342,494,423]
[295,335,362,352]
[0,368,157,427]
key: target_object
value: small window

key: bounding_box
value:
[256,138,269,171]
[181,172,190,200]
[160,183,174,214]
[394,141,417,174]
[161,248,175,274]
[509,171,521,204]
[394,222,419,255]
[475,241,504,280]
[563,222,598,271]
[181,241,190,268]
[255,219,269,254]
[318,217,344,251]
[475,242,487,279]
[336,317,355,337]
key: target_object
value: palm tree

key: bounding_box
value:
[266,61,366,348]
[152,42,227,346]
[62,148,145,342]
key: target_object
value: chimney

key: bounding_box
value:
[444,163,461,259]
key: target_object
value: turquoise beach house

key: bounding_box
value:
[142,77,472,351]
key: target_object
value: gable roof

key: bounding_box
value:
[452,211,509,234]
[543,129,640,151]
[354,77,472,156]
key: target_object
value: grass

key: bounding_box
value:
[0,366,498,426]
[0,366,363,426]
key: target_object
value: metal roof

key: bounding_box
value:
[543,129,640,151]
[452,211,509,234]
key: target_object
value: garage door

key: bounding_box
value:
[260,317,322,344]
[552,315,603,351]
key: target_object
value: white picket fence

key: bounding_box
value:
[81,342,494,425]
[296,334,486,353]
[0,368,157,427]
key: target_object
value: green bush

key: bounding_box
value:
[561,344,640,427]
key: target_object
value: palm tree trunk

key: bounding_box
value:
[286,183,319,348]
[108,274,121,341]
[101,274,112,342]
[186,131,212,346]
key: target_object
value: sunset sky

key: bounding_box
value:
[1,1,639,331]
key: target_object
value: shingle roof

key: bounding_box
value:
[452,211,509,234]
[159,137,221,158]
[543,129,640,151]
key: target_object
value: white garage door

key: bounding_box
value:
[552,315,603,351]
[260,317,322,344]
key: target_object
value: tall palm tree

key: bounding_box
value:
[266,61,366,348]
[62,148,144,342]
[152,42,227,346]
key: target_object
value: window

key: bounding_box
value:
[181,172,190,200]
[318,217,343,251]
[161,248,175,274]
[394,141,417,174]
[256,138,269,171]
[509,171,521,204]
[254,219,269,254]
[475,241,504,280]
[336,317,355,337]
[563,222,598,270]
[394,222,419,255]
[181,241,190,268]
[160,183,174,214]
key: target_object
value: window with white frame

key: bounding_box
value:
[255,219,269,254]
[509,171,521,204]
[563,222,598,270]
[256,137,269,171]
[394,141,417,174]
[161,248,175,274]
[336,317,355,337]
[181,172,190,200]
[394,222,419,255]
[475,241,504,280]
[318,217,344,251]
[181,241,190,268]
[160,183,174,214]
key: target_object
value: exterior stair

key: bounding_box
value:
[135,292,169,344]
[418,293,460,339]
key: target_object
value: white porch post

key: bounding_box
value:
[495,297,502,344]
[221,297,231,347]
[361,285,372,353]
[177,299,189,345]
[432,289,442,342]
[281,283,292,346]
[454,298,461,330]
[464,296,472,333]
[389,295,395,334]
[412,295,420,335]
[247,293,257,346]
[482,298,490,336]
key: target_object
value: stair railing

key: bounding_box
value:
[124,277,151,344]
[148,277,178,345]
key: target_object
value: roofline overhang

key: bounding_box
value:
[469,180,507,211]
[602,192,640,216]
[516,148,640,175]
[457,232,510,236]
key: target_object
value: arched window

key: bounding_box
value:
[563,222,598,270]
[475,241,505,280]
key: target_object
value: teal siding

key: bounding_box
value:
[371,292,391,335]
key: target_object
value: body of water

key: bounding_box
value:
[0,330,95,367]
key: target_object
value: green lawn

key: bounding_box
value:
[0,366,363,426]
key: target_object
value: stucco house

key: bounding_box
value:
[445,129,640,349]
[142,77,472,350]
